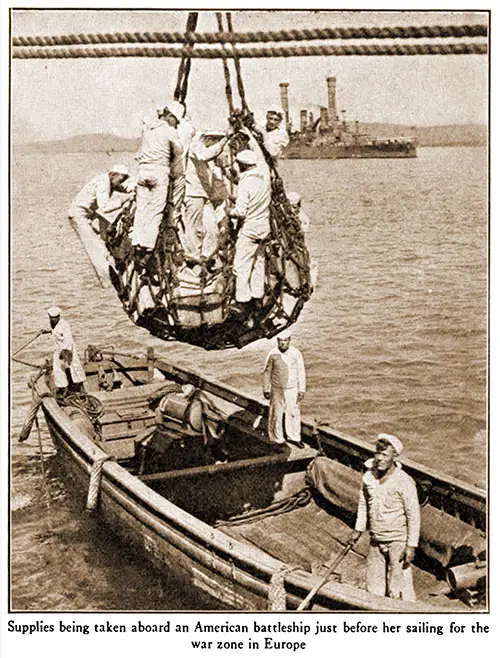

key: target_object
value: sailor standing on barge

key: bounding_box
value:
[348,434,421,601]
[263,330,306,449]
[41,307,86,398]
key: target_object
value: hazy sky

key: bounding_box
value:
[11,9,489,143]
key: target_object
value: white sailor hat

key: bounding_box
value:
[163,100,186,123]
[109,163,129,176]
[278,328,292,340]
[47,306,62,318]
[288,192,302,205]
[266,106,283,117]
[235,150,257,166]
[377,433,404,455]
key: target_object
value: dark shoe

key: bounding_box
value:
[227,302,249,318]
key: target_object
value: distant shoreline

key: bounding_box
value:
[13,123,487,154]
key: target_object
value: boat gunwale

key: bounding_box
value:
[37,375,458,613]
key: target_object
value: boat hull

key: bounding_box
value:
[285,144,417,159]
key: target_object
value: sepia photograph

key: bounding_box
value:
[8,6,488,618]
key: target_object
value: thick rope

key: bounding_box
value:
[12,24,488,47]
[19,392,52,443]
[12,41,487,59]
[226,13,248,112]
[86,455,113,511]
[215,488,312,527]
[268,564,301,611]
[216,12,234,114]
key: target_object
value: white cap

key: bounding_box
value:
[109,163,129,176]
[288,191,302,205]
[156,104,165,117]
[278,328,292,340]
[267,106,283,116]
[377,433,404,455]
[236,150,257,166]
[164,100,186,123]
[47,306,61,318]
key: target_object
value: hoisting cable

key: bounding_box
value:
[174,12,198,104]
[216,12,234,115]
[226,12,249,113]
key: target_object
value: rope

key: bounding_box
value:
[86,455,114,511]
[268,564,301,611]
[226,13,248,112]
[12,24,488,47]
[215,488,312,527]
[216,12,234,114]
[12,41,488,59]
[61,393,104,423]
[174,12,198,105]
[19,392,52,443]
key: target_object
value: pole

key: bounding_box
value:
[297,539,357,611]
[13,330,44,357]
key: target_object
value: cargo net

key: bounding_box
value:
[106,128,313,350]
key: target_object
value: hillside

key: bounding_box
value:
[14,123,487,153]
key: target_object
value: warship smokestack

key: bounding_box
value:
[300,110,308,134]
[326,76,337,125]
[279,82,291,132]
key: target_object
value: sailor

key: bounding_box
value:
[41,307,86,399]
[68,164,132,239]
[287,191,310,234]
[131,100,185,261]
[255,108,290,163]
[263,330,306,449]
[181,128,234,263]
[228,149,271,315]
[348,434,421,601]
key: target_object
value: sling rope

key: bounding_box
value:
[86,455,114,511]
[174,12,198,105]
[216,12,234,114]
[12,23,487,47]
[12,41,487,59]
[268,564,301,611]
[215,488,312,527]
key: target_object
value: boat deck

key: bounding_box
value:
[221,498,463,609]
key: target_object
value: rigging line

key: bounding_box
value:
[12,42,487,59]
[12,24,488,47]
[216,12,234,115]
[226,12,248,112]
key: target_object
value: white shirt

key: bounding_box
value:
[263,345,306,392]
[234,167,271,240]
[136,115,183,170]
[355,460,421,547]
[186,136,227,199]
[263,125,290,159]
[69,173,130,222]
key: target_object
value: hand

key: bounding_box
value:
[346,530,362,548]
[403,546,415,567]
[297,391,305,403]
[263,391,270,400]
[40,328,51,335]
[60,349,73,366]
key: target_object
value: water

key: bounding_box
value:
[10,146,487,610]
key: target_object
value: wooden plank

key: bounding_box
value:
[139,452,289,484]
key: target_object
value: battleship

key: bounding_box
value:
[280,77,417,160]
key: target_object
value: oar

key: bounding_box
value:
[13,330,45,358]
[297,540,357,611]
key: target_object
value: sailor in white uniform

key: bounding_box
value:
[42,307,86,396]
[263,330,306,448]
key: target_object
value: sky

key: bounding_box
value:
[10,8,489,143]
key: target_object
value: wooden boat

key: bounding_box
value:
[29,346,486,612]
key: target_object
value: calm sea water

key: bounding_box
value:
[10,146,488,610]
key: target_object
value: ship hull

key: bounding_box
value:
[285,144,417,159]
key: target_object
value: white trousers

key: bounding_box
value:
[366,540,416,601]
[233,233,266,303]
[268,387,301,444]
[181,196,205,260]
[132,163,170,249]
[53,350,86,389]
